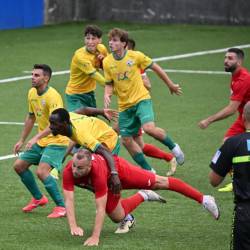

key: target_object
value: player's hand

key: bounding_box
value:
[198,119,210,129]
[83,236,99,246]
[70,226,84,236]
[104,94,111,108]
[170,83,182,95]
[25,137,38,151]
[103,109,118,122]
[13,140,24,155]
[109,174,121,194]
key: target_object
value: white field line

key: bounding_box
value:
[0,122,38,126]
[0,44,249,84]
[0,154,16,161]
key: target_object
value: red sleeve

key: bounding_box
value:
[91,156,109,199]
[62,160,75,191]
[231,79,249,102]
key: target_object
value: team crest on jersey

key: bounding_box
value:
[41,99,46,106]
[126,60,134,66]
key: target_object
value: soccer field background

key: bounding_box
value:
[0,22,250,250]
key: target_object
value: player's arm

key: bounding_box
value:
[84,195,107,246]
[104,84,114,108]
[198,100,240,129]
[90,71,106,86]
[150,63,182,95]
[75,107,118,122]
[95,145,121,194]
[64,189,84,236]
[209,171,225,187]
[63,140,77,163]
[13,113,36,154]
[142,73,151,91]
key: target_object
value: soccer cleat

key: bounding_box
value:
[218,182,233,192]
[202,195,220,220]
[47,206,66,218]
[139,190,167,203]
[166,157,177,176]
[22,195,48,212]
[171,144,184,165]
[50,168,59,180]
[115,215,136,234]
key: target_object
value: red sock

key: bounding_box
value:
[121,193,144,215]
[143,143,173,162]
[168,177,203,203]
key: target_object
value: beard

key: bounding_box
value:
[224,64,237,73]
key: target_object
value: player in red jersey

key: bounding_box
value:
[199,48,250,191]
[63,149,219,246]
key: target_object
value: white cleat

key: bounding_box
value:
[115,215,135,234]
[172,144,184,165]
[166,157,177,176]
[202,195,220,220]
[139,190,166,203]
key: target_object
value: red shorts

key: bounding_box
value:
[105,158,156,214]
[224,116,245,138]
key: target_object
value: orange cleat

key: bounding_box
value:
[47,206,66,218]
[22,195,48,212]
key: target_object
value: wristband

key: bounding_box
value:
[111,171,118,175]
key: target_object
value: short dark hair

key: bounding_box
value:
[51,108,70,123]
[227,48,244,60]
[33,64,52,80]
[127,38,136,50]
[84,25,102,38]
[76,149,92,162]
[108,28,129,47]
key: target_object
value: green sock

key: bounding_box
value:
[43,175,65,207]
[132,152,152,170]
[161,136,176,150]
[19,170,42,200]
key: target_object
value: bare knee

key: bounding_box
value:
[36,164,51,180]
[13,159,29,174]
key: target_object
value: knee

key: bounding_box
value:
[121,137,132,146]
[13,160,26,174]
[143,125,154,136]
[36,167,50,180]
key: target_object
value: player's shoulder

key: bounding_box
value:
[97,43,108,53]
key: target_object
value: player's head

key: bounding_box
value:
[243,101,250,125]
[127,38,136,50]
[49,108,71,136]
[108,28,128,52]
[72,149,92,178]
[224,48,244,73]
[32,64,52,88]
[84,25,102,53]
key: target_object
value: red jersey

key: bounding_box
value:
[230,67,250,116]
[63,154,155,199]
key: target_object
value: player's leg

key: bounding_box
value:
[137,99,184,165]
[38,145,67,218]
[13,144,48,212]
[119,107,154,171]
[152,175,220,219]
[134,134,177,175]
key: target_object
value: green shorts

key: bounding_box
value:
[65,91,97,112]
[119,99,154,137]
[19,143,67,171]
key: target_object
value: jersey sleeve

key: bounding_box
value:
[231,79,249,102]
[210,139,233,177]
[76,54,96,75]
[103,58,113,84]
[62,160,75,191]
[136,51,153,71]
[80,130,101,152]
[28,90,34,114]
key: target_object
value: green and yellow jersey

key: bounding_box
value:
[103,50,152,111]
[69,112,118,152]
[28,86,69,147]
[66,44,108,95]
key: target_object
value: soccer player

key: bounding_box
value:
[48,108,121,194]
[65,24,108,112]
[127,38,177,176]
[209,101,250,250]
[13,64,69,218]
[63,149,220,246]
[103,28,184,173]
[199,48,250,192]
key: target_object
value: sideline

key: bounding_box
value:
[0,44,249,84]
